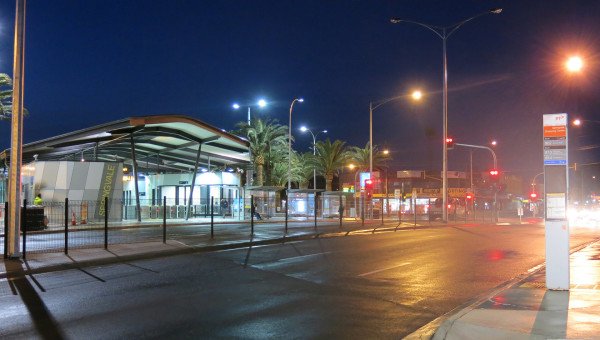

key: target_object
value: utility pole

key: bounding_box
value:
[7,0,26,258]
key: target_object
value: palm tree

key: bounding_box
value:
[0,73,28,120]
[310,139,348,191]
[295,152,316,189]
[233,117,288,186]
[270,150,314,189]
[347,142,392,173]
[0,73,14,119]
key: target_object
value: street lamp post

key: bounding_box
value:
[391,8,502,222]
[288,98,304,191]
[369,91,421,183]
[300,126,327,189]
[232,99,267,125]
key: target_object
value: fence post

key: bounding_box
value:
[4,202,8,259]
[339,202,343,228]
[250,195,254,235]
[361,194,365,226]
[210,196,214,238]
[314,194,317,230]
[428,198,431,224]
[381,199,384,226]
[65,198,69,254]
[399,200,402,224]
[163,196,167,243]
[104,197,108,249]
[414,200,417,227]
[22,199,27,260]
[285,194,288,233]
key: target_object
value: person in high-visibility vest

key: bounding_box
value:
[34,194,43,206]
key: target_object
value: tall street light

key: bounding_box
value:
[391,8,502,222]
[288,98,304,191]
[369,90,422,181]
[300,126,327,189]
[232,99,267,125]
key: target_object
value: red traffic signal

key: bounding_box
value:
[489,169,499,177]
[530,192,537,199]
[365,179,373,197]
[466,193,473,200]
[445,137,454,149]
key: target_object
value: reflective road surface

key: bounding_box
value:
[1,222,598,339]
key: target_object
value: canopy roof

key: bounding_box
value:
[0,115,251,173]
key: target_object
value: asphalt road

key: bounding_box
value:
[1,222,598,339]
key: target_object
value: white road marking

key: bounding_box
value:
[358,262,411,277]
[276,252,333,263]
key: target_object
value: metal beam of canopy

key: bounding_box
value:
[186,144,203,220]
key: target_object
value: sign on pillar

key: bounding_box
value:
[543,113,569,290]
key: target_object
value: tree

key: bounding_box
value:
[346,142,391,173]
[294,152,316,189]
[0,73,28,120]
[310,139,348,191]
[233,117,288,186]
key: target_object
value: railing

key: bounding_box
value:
[1,196,521,258]
[0,196,344,257]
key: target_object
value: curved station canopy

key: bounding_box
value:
[0,115,251,173]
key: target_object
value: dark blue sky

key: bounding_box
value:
[1,0,599,180]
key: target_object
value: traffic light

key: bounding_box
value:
[445,137,454,150]
[489,169,499,177]
[530,192,537,200]
[466,193,473,200]
[365,179,374,198]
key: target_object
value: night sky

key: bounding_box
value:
[0,1,599,183]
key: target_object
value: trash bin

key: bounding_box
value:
[21,206,46,231]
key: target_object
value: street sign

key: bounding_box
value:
[543,113,568,165]
[543,113,569,290]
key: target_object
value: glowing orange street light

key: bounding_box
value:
[566,56,583,72]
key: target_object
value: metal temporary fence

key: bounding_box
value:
[1,194,406,259]
[122,197,243,220]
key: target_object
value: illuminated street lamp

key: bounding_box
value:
[369,90,422,183]
[300,126,327,189]
[566,56,583,72]
[288,98,304,191]
[232,99,267,125]
[390,8,502,222]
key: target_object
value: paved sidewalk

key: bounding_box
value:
[406,239,600,340]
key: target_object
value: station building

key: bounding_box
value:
[0,115,252,222]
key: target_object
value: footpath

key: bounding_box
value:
[2,217,599,339]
